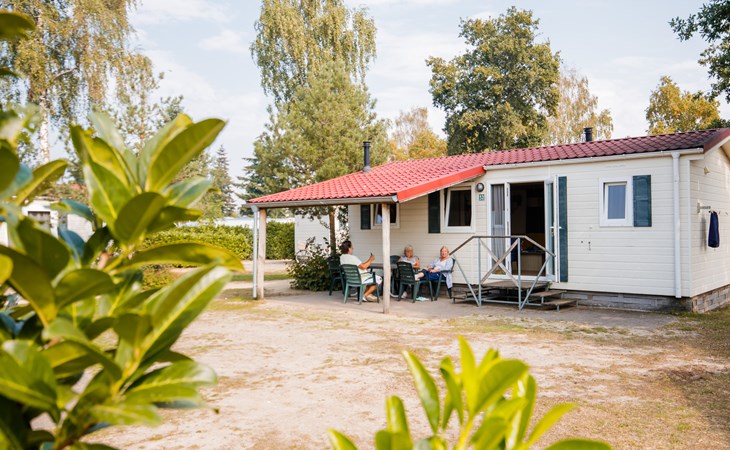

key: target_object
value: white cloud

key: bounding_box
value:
[199,30,248,55]
[133,0,230,25]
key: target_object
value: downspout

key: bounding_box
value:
[251,204,259,299]
[672,153,682,298]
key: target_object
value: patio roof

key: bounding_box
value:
[248,128,730,208]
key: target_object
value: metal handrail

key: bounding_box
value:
[449,235,556,310]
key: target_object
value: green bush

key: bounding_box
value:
[288,240,334,291]
[266,221,295,260]
[329,337,612,450]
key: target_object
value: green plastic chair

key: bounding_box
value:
[340,264,380,304]
[431,257,455,301]
[397,261,432,302]
[327,255,342,296]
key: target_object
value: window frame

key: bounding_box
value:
[372,203,400,229]
[443,184,475,233]
[599,177,633,227]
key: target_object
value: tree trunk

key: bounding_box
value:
[329,206,336,256]
[39,95,51,164]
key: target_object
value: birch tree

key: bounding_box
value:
[646,76,720,134]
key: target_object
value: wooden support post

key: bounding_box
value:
[382,203,391,314]
[256,208,267,300]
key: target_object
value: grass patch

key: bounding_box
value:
[231,273,291,282]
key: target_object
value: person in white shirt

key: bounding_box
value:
[339,240,382,302]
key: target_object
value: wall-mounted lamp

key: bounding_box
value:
[476,182,485,192]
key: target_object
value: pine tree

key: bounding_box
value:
[211,146,236,217]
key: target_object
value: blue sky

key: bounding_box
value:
[130,0,729,179]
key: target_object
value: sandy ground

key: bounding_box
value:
[95,278,730,450]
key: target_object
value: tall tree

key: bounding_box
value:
[0,1,139,162]
[243,60,388,197]
[544,67,613,145]
[646,76,720,134]
[210,145,236,217]
[427,7,560,154]
[251,0,377,105]
[671,1,730,102]
[388,107,447,160]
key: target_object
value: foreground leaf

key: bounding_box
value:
[125,243,243,272]
[327,430,358,450]
[403,351,440,434]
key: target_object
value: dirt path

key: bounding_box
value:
[96,287,730,450]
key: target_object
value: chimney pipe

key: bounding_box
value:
[584,127,593,142]
[363,141,371,173]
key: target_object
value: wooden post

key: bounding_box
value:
[382,203,391,314]
[256,208,267,300]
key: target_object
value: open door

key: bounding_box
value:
[490,184,510,273]
[544,178,556,280]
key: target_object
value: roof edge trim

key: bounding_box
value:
[246,195,397,209]
[396,166,485,202]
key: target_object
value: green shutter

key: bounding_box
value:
[428,191,440,233]
[558,176,568,282]
[633,175,652,227]
[360,205,371,230]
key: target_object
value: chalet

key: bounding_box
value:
[248,128,730,313]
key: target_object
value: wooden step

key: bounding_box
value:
[529,289,566,299]
[543,298,576,311]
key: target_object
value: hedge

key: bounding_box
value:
[143,223,294,260]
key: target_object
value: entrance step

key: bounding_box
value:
[529,289,566,299]
[543,298,576,311]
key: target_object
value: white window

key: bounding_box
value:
[372,203,399,228]
[444,185,475,232]
[599,178,632,226]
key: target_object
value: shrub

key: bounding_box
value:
[329,337,612,450]
[145,225,253,260]
[288,239,334,291]
[266,221,295,260]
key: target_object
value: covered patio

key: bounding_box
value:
[246,145,487,314]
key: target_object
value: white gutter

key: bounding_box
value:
[483,148,705,171]
[672,153,681,298]
[251,204,259,299]
[248,195,398,210]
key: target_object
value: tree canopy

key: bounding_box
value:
[671,0,730,102]
[388,107,447,160]
[0,0,140,162]
[544,67,613,145]
[427,7,560,154]
[251,0,376,105]
[645,76,720,134]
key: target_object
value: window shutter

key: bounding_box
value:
[360,205,371,230]
[633,175,652,227]
[428,191,440,233]
[558,176,568,282]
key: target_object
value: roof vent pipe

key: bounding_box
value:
[363,141,371,173]
[584,127,593,142]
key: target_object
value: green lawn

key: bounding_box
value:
[231,273,291,282]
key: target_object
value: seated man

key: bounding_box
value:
[339,240,382,302]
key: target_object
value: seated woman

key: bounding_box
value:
[398,245,420,298]
[418,247,454,294]
[339,240,382,302]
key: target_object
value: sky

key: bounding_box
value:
[129,0,730,180]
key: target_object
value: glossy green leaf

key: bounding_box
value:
[439,357,462,428]
[166,177,212,208]
[13,218,70,279]
[0,246,55,324]
[545,439,612,450]
[112,313,152,369]
[471,417,508,450]
[0,146,19,193]
[59,228,85,263]
[88,110,137,176]
[112,192,166,244]
[385,396,410,437]
[145,118,225,191]
[42,341,98,378]
[0,254,11,285]
[82,227,112,266]
[375,430,412,450]
[138,114,192,184]
[89,402,161,427]
[51,199,95,224]
[125,242,243,272]
[82,161,132,227]
[44,318,122,381]
[71,126,134,190]
[526,403,575,448]
[413,437,448,450]
[55,269,115,308]
[147,206,202,234]
[0,396,26,450]
[458,336,478,414]
[125,360,216,405]
[0,11,34,41]
[0,341,58,414]
[514,374,536,445]
[475,360,528,415]
[140,265,231,365]
[12,159,67,205]
[402,350,440,434]
[327,430,358,450]
[0,163,31,200]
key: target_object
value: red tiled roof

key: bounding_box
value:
[248,128,730,206]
